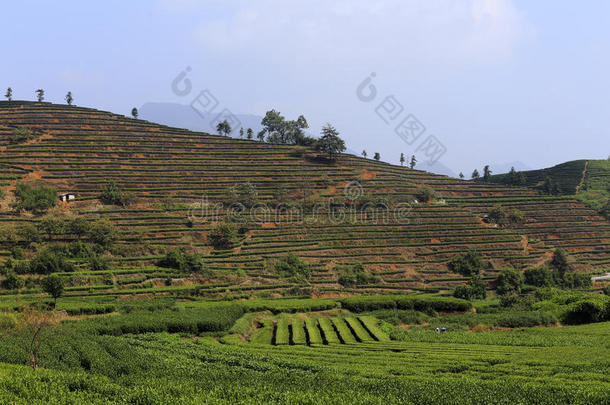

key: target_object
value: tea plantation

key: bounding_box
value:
[0,101,609,404]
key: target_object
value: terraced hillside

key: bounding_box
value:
[0,101,609,298]
[490,159,610,216]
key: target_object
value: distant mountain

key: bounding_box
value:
[489,161,532,175]
[139,102,263,136]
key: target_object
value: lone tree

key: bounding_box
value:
[361,150,367,159]
[14,306,63,371]
[131,107,138,119]
[316,123,346,160]
[41,275,64,305]
[35,89,44,102]
[208,222,237,250]
[239,127,244,138]
[65,92,73,106]
[400,153,405,166]
[216,120,232,136]
[5,87,12,101]
[373,152,380,161]
[246,128,253,140]
[409,155,417,169]
[471,169,480,180]
[483,165,492,182]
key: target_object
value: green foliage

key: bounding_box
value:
[506,166,526,186]
[9,127,38,144]
[41,274,64,302]
[524,266,554,287]
[216,119,232,136]
[88,254,110,271]
[488,205,524,226]
[226,182,258,207]
[453,276,487,301]
[259,110,312,145]
[315,123,346,160]
[88,220,118,248]
[157,249,206,274]
[29,248,75,275]
[414,186,436,203]
[16,224,41,247]
[12,182,57,213]
[336,262,378,287]
[448,250,482,277]
[495,268,524,296]
[1,271,23,290]
[550,248,570,276]
[271,254,311,280]
[339,294,472,313]
[99,181,133,206]
[208,222,237,250]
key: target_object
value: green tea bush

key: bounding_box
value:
[339,295,472,313]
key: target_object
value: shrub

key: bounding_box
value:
[336,262,378,287]
[10,246,25,260]
[89,255,110,271]
[524,266,554,287]
[29,249,75,275]
[16,225,41,247]
[339,295,472,313]
[448,250,482,277]
[9,127,37,144]
[272,254,311,280]
[88,220,118,248]
[453,276,487,301]
[11,182,57,213]
[415,186,436,203]
[562,295,610,325]
[562,272,592,289]
[208,222,237,250]
[1,271,23,290]
[157,249,206,274]
[550,248,570,276]
[99,181,133,206]
[68,217,91,238]
[495,268,523,296]
[488,205,507,226]
[38,216,66,239]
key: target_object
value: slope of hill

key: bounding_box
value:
[489,159,610,215]
[0,101,608,300]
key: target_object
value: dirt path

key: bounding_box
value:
[575,160,589,194]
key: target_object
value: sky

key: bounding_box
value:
[1,0,609,175]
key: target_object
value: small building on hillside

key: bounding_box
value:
[58,193,76,202]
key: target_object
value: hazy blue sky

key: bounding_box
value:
[2,0,609,174]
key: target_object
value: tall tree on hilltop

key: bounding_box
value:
[472,169,480,180]
[315,123,346,160]
[409,155,417,169]
[374,152,380,161]
[131,107,138,119]
[35,89,44,102]
[483,165,492,182]
[239,127,244,138]
[400,153,405,166]
[65,92,73,106]
[246,128,253,140]
[216,120,232,136]
[361,150,367,159]
[5,87,12,102]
